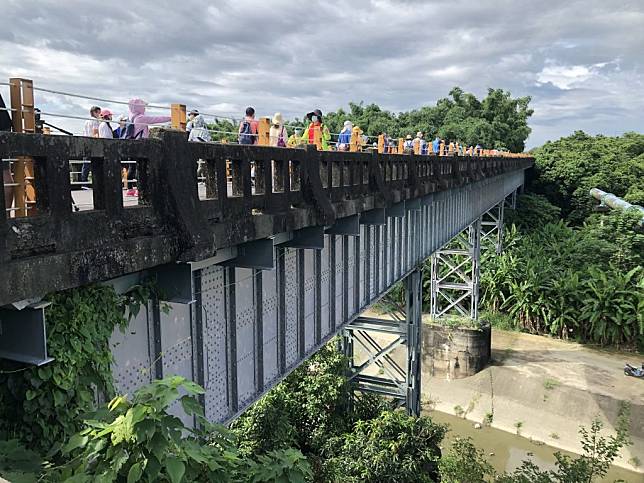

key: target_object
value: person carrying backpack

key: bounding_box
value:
[269,112,288,147]
[122,98,171,140]
[238,107,259,145]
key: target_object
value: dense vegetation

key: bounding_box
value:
[530,131,644,223]
[209,87,534,152]
[0,280,634,482]
[481,203,643,349]
[477,130,644,350]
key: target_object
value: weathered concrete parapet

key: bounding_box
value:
[422,322,491,379]
[0,129,533,306]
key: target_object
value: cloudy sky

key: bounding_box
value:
[1,0,642,147]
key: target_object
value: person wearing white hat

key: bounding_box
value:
[269,112,288,147]
[337,120,353,151]
[414,131,428,154]
[187,111,211,143]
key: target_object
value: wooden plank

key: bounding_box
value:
[171,104,186,131]
[9,78,22,133]
[258,118,270,146]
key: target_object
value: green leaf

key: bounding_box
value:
[127,461,144,483]
[63,433,89,454]
[179,395,204,417]
[165,456,185,483]
[53,390,66,407]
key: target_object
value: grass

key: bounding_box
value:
[543,378,560,391]
[549,432,560,440]
[542,378,560,401]
[628,457,641,468]
[514,420,524,435]
[428,314,486,330]
[453,405,465,418]
[481,310,519,331]
[483,412,494,426]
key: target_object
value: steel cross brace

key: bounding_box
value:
[342,268,423,416]
[430,219,481,320]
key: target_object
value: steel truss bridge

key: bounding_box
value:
[0,129,532,423]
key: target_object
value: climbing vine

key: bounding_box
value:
[0,282,153,455]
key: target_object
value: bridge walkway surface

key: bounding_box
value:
[0,128,532,423]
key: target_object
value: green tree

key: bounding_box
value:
[321,87,532,150]
[530,131,644,223]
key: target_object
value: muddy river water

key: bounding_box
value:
[427,411,643,482]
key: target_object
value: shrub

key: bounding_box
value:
[320,411,446,483]
[53,376,312,482]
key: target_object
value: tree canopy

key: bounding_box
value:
[320,87,533,152]
[208,87,534,152]
[530,130,644,223]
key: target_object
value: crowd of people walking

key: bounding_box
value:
[1,90,504,213]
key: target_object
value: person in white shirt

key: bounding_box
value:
[98,109,114,138]
[83,106,101,138]
[81,106,101,184]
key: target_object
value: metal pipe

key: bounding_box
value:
[590,188,644,226]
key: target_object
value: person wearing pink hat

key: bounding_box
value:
[98,108,114,138]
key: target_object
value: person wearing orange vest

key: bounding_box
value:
[301,109,331,150]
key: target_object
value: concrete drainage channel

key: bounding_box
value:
[422,328,644,476]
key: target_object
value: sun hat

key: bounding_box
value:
[100,108,113,118]
[306,109,323,120]
[272,112,283,125]
[406,134,412,140]
[344,120,353,128]
[416,131,423,138]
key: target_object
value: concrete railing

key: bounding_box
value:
[0,129,533,306]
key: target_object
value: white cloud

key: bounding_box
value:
[0,0,642,147]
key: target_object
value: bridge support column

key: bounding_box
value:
[430,218,481,320]
[481,200,504,255]
[342,267,422,417]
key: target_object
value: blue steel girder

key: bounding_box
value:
[105,170,526,425]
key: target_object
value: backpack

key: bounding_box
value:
[239,121,255,144]
[120,115,143,140]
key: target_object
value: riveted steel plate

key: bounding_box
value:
[261,263,279,388]
[200,264,228,423]
[235,267,256,407]
[284,248,299,368]
[110,304,153,396]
